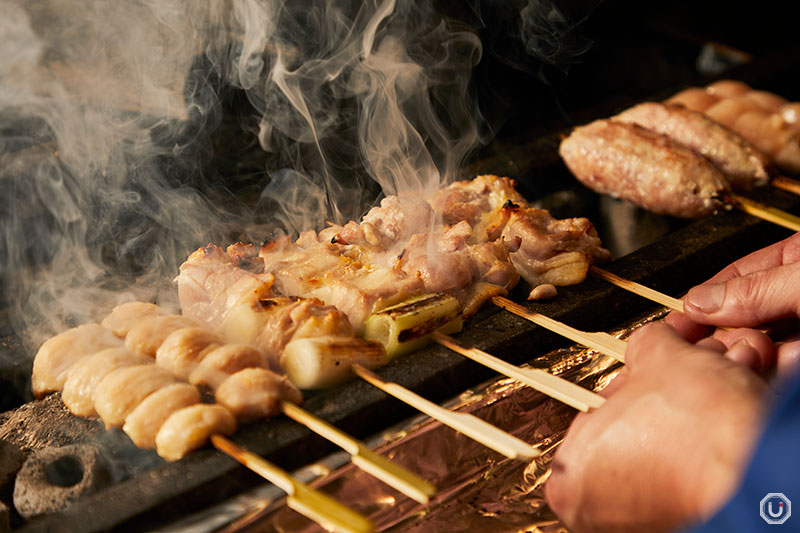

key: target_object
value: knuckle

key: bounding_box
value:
[728,274,769,311]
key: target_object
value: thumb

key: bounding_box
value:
[684,262,800,327]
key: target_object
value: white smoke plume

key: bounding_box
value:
[0,0,484,350]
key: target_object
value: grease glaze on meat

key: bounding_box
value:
[93,364,177,428]
[502,208,610,288]
[122,383,201,449]
[155,404,236,461]
[154,327,224,380]
[32,323,122,399]
[559,119,729,218]
[124,315,201,357]
[62,348,150,417]
[215,367,302,422]
[101,302,167,338]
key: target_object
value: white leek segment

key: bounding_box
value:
[281,336,388,389]
[363,293,463,359]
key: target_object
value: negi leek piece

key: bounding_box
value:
[364,294,463,359]
[280,336,388,389]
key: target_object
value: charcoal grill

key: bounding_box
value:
[2,1,800,531]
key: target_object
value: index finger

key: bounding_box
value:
[667,233,800,335]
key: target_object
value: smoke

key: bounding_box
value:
[518,0,593,73]
[0,0,484,350]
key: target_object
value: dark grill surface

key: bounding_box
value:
[2,2,800,531]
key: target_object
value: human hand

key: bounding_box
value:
[666,232,800,377]
[545,323,770,533]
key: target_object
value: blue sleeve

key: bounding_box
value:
[691,372,800,532]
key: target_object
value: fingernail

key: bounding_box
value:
[687,283,726,313]
[727,339,759,371]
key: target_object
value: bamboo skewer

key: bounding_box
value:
[211,435,375,533]
[352,364,540,460]
[431,332,605,412]
[729,193,800,232]
[589,267,760,335]
[280,401,436,504]
[772,175,800,197]
[490,296,627,363]
[589,266,685,312]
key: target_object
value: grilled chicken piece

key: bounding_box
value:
[179,244,355,363]
[399,220,519,312]
[431,175,607,298]
[122,383,201,449]
[219,295,352,369]
[178,244,275,330]
[560,119,729,218]
[184,175,608,338]
[32,324,122,399]
[154,327,224,380]
[155,404,237,461]
[668,81,800,173]
[614,102,770,190]
[732,110,800,173]
[401,222,478,295]
[329,195,436,251]
[124,315,201,357]
[93,364,177,428]
[61,348,150,417]
[433,174,528,243]
[215,368,302,422]
[188,344,265,389]
[101,302,168,338]
[263,238,424,332]
[467,239,521,290]
[706,79,751,99]
[667,87,718,113]
[502,207,610,291]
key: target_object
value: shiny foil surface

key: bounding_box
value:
[163,311,664,533]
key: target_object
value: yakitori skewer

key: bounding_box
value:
[589,266,767,335]
[491,296,627,363]
[730,193,800,232]
[431,332,605,412]
[771,175,800,197]
[352,364,540,460]
[211,434,374,533]
[589,266,685,312]
[280,401,436,504]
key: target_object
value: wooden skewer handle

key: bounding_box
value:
[731,193,800,232]
[772,175,800,197]
[211,435,375,533]
[590,266,685,313]
[491,297,627,363]
[589,268,761,333]
[280,401,436,504]
[432,332,605,412]
[352,364,540,460]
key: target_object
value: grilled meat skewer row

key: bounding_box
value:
[613,101,770,191]
[668,80,800,174]
[35,176,614,456]
[32,308,301,460]
[560,119,730,218]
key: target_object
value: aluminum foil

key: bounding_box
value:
[162,311,665,533]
